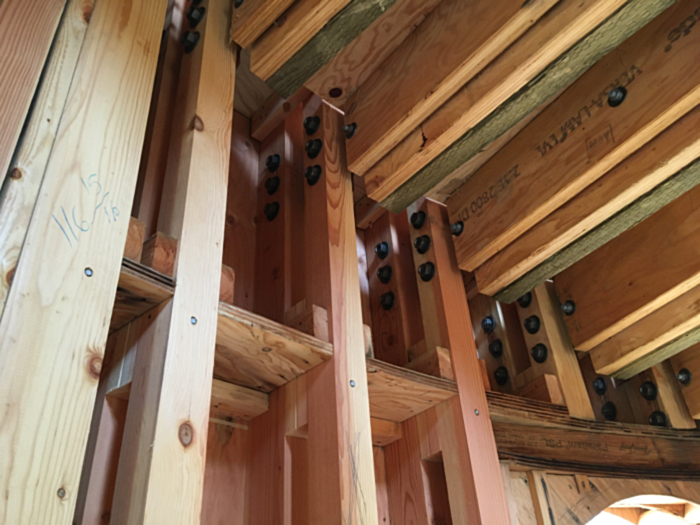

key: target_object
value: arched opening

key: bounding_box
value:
[590,496,700,524]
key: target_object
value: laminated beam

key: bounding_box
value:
[0,0,93,316]
[230,0,296,48]
[345,0,557,175]
[478,105,700,302]
[0,0,165,520]
[377,0,675,213]
[449,0,700,273]
[110,0,236,521]
[555,183,700,351]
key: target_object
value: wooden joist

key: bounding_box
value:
[230,0,296,48]
[368,0,669,211]
[450,0,700,275]
[345,0,557,176]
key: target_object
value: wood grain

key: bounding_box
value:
[670,342,700,420]
[230,0,296,48]
[0,0,165,519]
[250,86,312,141]
[210,378,270,421]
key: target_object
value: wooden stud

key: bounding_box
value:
[0,0,166,519]
[379,0,675,212]
[501,462,521,525]
[110,0,236,521]
[405,347,455,381]
[345,0,557,175]
[0,0,94,316]
[230,0,297,48]
[527,470,555,525]
[373,447,392,524]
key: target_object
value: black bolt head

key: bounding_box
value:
[344,123,357,139]
[410,211,426,230]
[678,368,692,385]
[234,0,244,7]
[305,139,323,159]
[451,221,464,236]
[181,31,200,54]
[592,377,607,395]
[608,86,627,107]
[601,401,617,421]
[649,411,667,427]
[418,262,435,282]
[530,343,548,364]
[264,202,280,221]
[414,235,431,254]
[639,381,658,401]
[524,315,541,334]
[517,292,532,308]
[265,176,280,195]
[305,165,322,186]
[186,6,206,27]
[266,154,281,172]
[375,242,390,260]
[489,339,503,358]
[303,116,320,136]
[561,300,576,316]
[494,366,509,386]
[380,291,395,311]
[377,265,392,284]
[481,316,496,334]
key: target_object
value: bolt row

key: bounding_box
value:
[181,0,206,53]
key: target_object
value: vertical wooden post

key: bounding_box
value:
[408,198,511,524]
[303,98,378,523]
[0,0,166,521]
[110,0,236,521]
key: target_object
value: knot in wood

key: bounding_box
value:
[10,167,22,180]
[179,422,194,447]
[87,355,103,380]
[193,115,204,131]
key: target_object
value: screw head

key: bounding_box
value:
[181,31,200,54]
[265,176,280,195]
[561,300,576,316]
[592,377,607,395]
[303,116,321,135]
[57,487,66,499]
[305,139,323,159]
[410,211,426,230]
[266,154,281,172]
[601,401,617,421]
[190,316,197,325]
[329,87,343,98]
[344,123,357,139]
[264,202,280,221]
[377,265,392,284]
[494,366,509,386]
[350,380,355,387]
[678,368,692,385]
[530,343,548,364]
[608,86,627,107]
[414,235,431,254]
[639,381,658,401]
[186,5,205,27]
[375,241,390,260]
[488,338,503,358]
[474,409,480,416]
[305,165,322,186]
[517,292,532,308]
[84,268,93,277]
[451,221,464,236]
[524,315,541,334]
[481,316,496,334]
[234,0,244,7]
[649,411,667,427]
[418,262,435,282]
[379,291,395,311]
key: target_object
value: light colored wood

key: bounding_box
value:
[110,0,235,521]
[373,447,392,525]
[363,0,626,204]
[304,0,441,106]
[215,302,333,392]
[230,0,296,48]
[233,48,275,118]
[449,0,700,272]
[651,361,696,429]
[671,343,700,419]
[210,378,270,421]
[250,0,351,81]
[124,217,146,261]
[0,0,93,317]
[0,0,165,519]
[302,99,378,523]
[501,462,521,525]
[346,0,557,175]
[405,347,455,381]
[527,470,555,525]
[356,229,372,326]
[284,301,330,343]
[251,87,312,141]
[514,374,565,406]
[578,352,637,424]
[477,105,700,297]
[141,231,178,276]
[556,183,700,351]
[370,418,403,447]
[219,264,236,305]
[574,474,591,494]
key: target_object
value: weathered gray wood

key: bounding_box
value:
[494,156,700,304]
[266,0,396,98]
[380,0,677,212]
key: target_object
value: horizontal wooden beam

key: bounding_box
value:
[378,0,675,213]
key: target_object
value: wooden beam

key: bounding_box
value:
[230,0,296,48]
[378,0,675,213]
[370,418,403,447]
[210,378,270,421]
[0,0,93,316]
[527,470,555,525]
[250,87,312,141]
[110,0,235,521]
[670,342,700,419]
[450,0,700,273]
[514,374,565,406]
[0,0,165,519]
[345,0,557,175]
[578,353,638,424]
[477,105,700,300]
[555,182,700,351]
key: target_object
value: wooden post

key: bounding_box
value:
[110,0,236,521]
[303,98,378,523]
[0,0,166,520]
